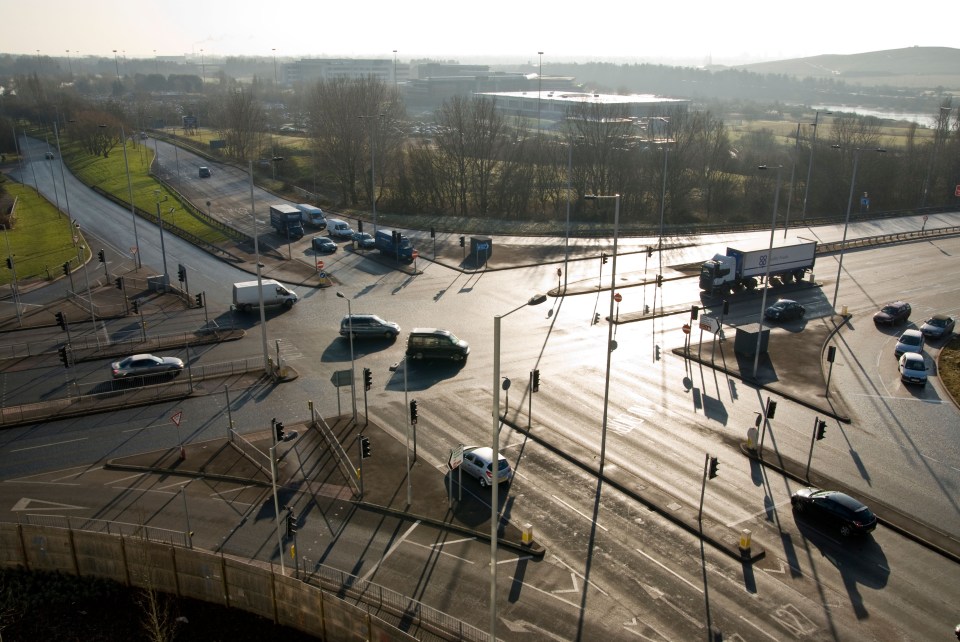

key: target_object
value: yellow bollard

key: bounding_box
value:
[841,305,849,316]
[739,529,752,552]
[521,523,534,546]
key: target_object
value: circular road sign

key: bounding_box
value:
[682,323,691,334]
[316,260,325,269]
[614,293,622,303]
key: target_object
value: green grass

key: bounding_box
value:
[0,177,87,286]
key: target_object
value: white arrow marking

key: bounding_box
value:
[500,618,570,641]
[12,498,86,511]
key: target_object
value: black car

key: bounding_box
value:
[312,236,337,253]
[873,301,911,326]
[764,298,805,322]
[791,487,877,537]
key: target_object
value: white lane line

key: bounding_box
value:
[739,614,784,641]
[725,499,793,527]
[550,494,608,532]
[403,539,475,563]
[108,472,147,485]
[552,555,609,597]
[210,485,260,498]
[9,437,87,453]
[360,520,421,583]
[634,547,702,594]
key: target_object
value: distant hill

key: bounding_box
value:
[731,46,960,89]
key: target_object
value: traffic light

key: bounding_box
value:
[593,312,600,325]
[827,346,837,363]
[358,220,363,234]
[430,227,436,238]
[55,311,67,331]
[531,369,540,392]
[647,246,653,257]
[115,276,123,290]
[285,511,296,537]
[275,421,285,441]
[62,261,70,277]
[766,400,777,420]
[97,249,105,263]
[5,257,11,269]
[656,274,664,287]
[601,252,608,265]
[691,305,699,320]
[409,400,418,425]
[131,299,139,314]
[459,236,465,248]
[708,456,720,479]
[363,367,372,391]
[722,299,730,315]
[58,346,69,368]
[816,420,827,441]
[194,292,204,308]
[655,345,661,361]
[360,435,371,459]
[177,264,186,282]
[391,230,398,245]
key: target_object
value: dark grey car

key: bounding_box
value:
[339,314,400,339]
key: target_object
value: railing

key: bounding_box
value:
[312,417,361,497]
[19,513,190,548]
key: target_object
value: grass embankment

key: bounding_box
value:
[938,336,960,405]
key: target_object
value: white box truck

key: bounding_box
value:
[232,280,299,312]
[295,204,327,229]
[699,241,817,295]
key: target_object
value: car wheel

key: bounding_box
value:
[839,524,853,537]
[479,476,488,488]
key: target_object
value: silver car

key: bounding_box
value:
[111,353,184,379]
[339,314,400,339]
[894,329,924,358]
[459,446,512,488]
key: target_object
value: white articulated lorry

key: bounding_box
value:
[232,280,299,312]
[698,241,817,295]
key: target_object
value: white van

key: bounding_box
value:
[327,219,355,240]
[295,204,326,229]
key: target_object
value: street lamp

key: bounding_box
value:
[537,51,544,139]
[152,190,171,284]
[200,49,206,88]
[248,161,271,373]
[112,49,120,83]
[65,50,72,76]
[120,126,142,268]
[490,292,547,642]
[583,193,620,469]
[831,146,886,310]
[336,291,357,423]
[272,48,277,86]
[752,165,783,380]
[801,110,831,221]
[359,114,384,233]
[392,50,398,92]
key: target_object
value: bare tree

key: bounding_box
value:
[211,87,265,162]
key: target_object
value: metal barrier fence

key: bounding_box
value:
[19,513,190,548]
[313,417,361,497]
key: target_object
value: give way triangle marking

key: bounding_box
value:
[12,498,86,511]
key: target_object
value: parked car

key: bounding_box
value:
[898,353,927,386]
[339,314,400,339]
[791,487,877,537]
[198,166,211,178]
[111,354,184,379]
[764,298,805,322]
[894,329,924,358]
[352,232,376,249]
[459,446,512,488]
[873,301,911,325]
[312,236,337,253]
[406,328,470,362]
[920,314,955,340]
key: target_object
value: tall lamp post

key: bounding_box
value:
[801,110,831,222]
[152,190,171,284]
[112,49,120,83]
[359,114,383,233]
[120,126,142,268]
[583,194,620,469]
[248,161,271,373]
[536,51,544,139]
[490,293,547,642]
[831,146,886,310]
[336,292,357,422]
[752,165,783,380]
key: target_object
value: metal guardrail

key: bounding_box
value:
[20,514,190,548]
[312,417,361,497]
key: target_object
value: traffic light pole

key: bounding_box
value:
[698,453,709,525]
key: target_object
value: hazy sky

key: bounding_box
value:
[7,0,956,66]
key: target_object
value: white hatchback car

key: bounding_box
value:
[459,446,512,488]
[894,329,924,358]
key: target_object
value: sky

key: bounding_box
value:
[6,0,957,67]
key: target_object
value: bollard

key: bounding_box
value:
[739,529,752,552]
[521,523,534,546]
[841,305,849,316]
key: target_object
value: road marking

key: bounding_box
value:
[635,547,702,593]
[108,472,147,485]
[360,520,420,583]
[725,498,793,527]
[9,437,87,453]
[12,497,86,511]
[210,485,260,498]
[738,615,781,641]
[550,494,608,531]
[403,539,475,563]
[552,555,609,596]
[638,583,702,628]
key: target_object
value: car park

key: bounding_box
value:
[312,236,337,253]
[874,301,911,325]
[764,298,805,321]
[791,487,877,537]
[339,314,400,339]
[353,232,375,249]
[920,314,955,340]
[898,353,927,385]
[459,446,512,488]
[406,328,470,362]
[894,329,924,357]
[111,354,184,379]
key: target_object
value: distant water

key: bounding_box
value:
[816,105,940,127]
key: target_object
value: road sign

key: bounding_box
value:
[682,324,691,335]
[316,260,325,269]
[171,411,182,426]
[330,370,352,387]
[449,444,464,470]
[614,293,622,303]
[699,315,720,334]
[130,246,138,254]
[955,184,960,197]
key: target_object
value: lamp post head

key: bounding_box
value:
[336,291,345,299]
[527,294,548,306]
